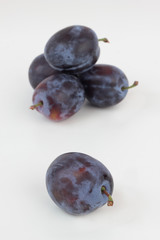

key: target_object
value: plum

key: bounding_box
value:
[28,54,57,89]
[46,152,114,215]
[44,25,108,74]
[79,64,138,107]
[30,73,85,121]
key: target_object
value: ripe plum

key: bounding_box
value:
[30,73,85,121]
[79,64,138,107]
[28,54,57,89]
[44,25,102,74]
[46,152,114,215]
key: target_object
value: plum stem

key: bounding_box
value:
[101,186,114,206]
[122,81,139,91]
[98,38,109,43]
[30,101,43,110]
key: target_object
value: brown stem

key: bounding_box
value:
[30,101,43,110]
[122,81,139,91]
[101,186,114,206]
[98,38,109,43]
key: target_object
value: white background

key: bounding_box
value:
[0,0,160,239]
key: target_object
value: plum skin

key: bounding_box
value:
[46,152,114,215]
[44,25,100,74]
[32,73,85,121]
[79,64,129,107]
[28,54,57,89]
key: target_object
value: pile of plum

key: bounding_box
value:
[29,25,138,121]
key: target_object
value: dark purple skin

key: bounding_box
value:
[79,64,129,107]
[28,54,58,89]
[31,73,85,121]
[44,25,100,74]
[46,152,114,215]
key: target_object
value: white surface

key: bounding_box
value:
[0,0,160,239]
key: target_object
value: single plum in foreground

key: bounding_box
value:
[46,152,114,215]
[30,73,85,121]
[79,64,138,107]
[28,54,57,89]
